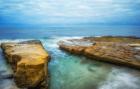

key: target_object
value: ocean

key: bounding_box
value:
[0,25,140,39]
[0,26,140,89]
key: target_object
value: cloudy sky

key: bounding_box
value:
[0,0,140,27]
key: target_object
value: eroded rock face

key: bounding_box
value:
[1,40,50,89]
[58,36,140,69]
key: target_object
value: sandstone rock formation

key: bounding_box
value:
[1,40,50,89]
[58,36,140,69]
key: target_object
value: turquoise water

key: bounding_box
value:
[41,37,140,89]
[0,0,140,88]
[0,37,140,89]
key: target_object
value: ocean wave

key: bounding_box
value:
[0,39,34,44]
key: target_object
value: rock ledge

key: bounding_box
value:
[59,36,140,69]
[1,40,50,89]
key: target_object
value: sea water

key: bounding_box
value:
[0,26,140,39]
[0,37,140,89]
[41,37,140,89]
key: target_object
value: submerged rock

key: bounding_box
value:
[1,40,50,89]
[58,36,140,69]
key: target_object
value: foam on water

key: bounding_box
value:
[41,36,83,48]
[0,39,33,89]
[0,39,33,44]
[41,37,140,89]
[0,47,19,89]
[99,68,140,89]
[0,37,140,89]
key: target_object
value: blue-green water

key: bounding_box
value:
[0,37,140,89]
[0,0,140,88]
[41,37,140,89]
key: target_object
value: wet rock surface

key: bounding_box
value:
[58,36,140,69]
[1,40,50,89]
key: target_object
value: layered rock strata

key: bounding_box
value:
[59,36,140,69]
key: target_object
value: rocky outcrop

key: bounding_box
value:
[58,36,140,69]
[1,40,50,89]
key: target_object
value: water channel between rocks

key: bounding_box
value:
[0,37,140,89]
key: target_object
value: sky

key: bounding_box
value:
[0,0,140,28]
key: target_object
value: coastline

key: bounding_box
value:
[58,36,140,70]
[0,36,140,89]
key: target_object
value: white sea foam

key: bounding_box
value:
[41,36,84,48]
[0,37,140,89]
[0,39,34,44]
[99,68,140,89]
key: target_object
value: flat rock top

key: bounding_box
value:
[84,36,140,43]
[59,36,140,69]
[1,40,49,66]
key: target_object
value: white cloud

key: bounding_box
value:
[0,0,140,24]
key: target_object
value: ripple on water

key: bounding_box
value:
[42,37,140,89]
[0,38,139,89]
